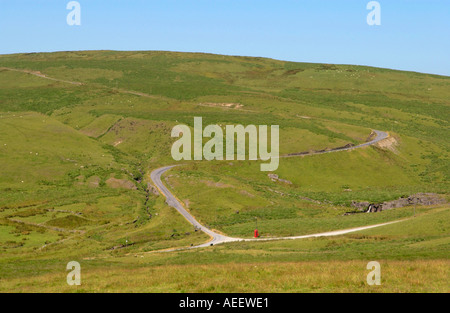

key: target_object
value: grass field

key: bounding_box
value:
[0,51,448,292]
[0,205,448,292]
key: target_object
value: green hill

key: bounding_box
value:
[0,51,448,292]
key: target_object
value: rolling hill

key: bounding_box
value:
[0,51,448,292]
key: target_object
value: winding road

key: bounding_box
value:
[151,166,240,247]
[151,130,402,250]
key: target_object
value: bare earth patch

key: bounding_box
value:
[197,102,243,109]
[106,178,137,190]
[375,135,399,153]
[113,140,123,147]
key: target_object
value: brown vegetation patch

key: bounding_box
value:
[106,178,137,190]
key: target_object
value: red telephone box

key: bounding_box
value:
[254,229,259,238]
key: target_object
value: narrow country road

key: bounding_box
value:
[150,129,402,250]
[151,166,240,247]
[281,130,389,158]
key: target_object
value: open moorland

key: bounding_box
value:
[0,51,448,292]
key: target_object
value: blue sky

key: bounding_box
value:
[0,0,449,76]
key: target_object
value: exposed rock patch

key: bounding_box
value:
[351,193,446,213]
[351,201,370,211]
[268,174,292,185]
[375,135,399,153]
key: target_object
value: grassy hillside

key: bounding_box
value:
[1,205,448,292]
[0,50,448,292]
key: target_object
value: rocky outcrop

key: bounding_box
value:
[351,193,446,213]
[367,204,382,213]
[351,201,370,211]
[268,174,292,185]
[381,193,446,210]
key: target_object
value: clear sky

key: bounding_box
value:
[0,0,449,76]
